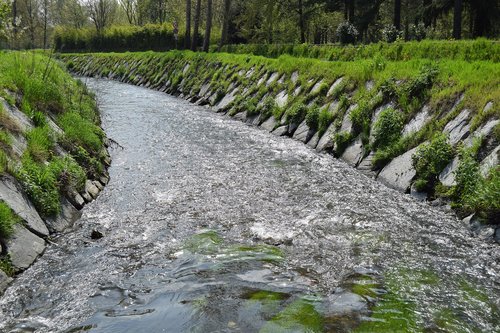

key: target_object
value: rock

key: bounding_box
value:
[182,64,190,74]
[357,152,376,177]
[260,116,277,132]
[100,175,110,185]
[410,183,427,201]
[327,77,344,97]
[93,180,104,191]
[403,105,431,136]
[306,132,320,149]
[246,68,255,78]
[370,102,396,144]
[214,88,239,112]
[68,190,86,210]
[44,197,82,233]
[310,79,324,95]
[439,156,459,187]
[341,138,364,167]
[293,120,315,143]
[0,175,49,237]
[480,145,499,177]
[291,71,299,84]
[91,229,104,240]
[340,104,356,133]
[316,123,336,152]
[377,146,419,192]
[0,97,33,132]
[82,191,93,203]
[0,270,12,294]
[85,180,100,199]
[326,290,368,315]
[464,119,499,148]
[266,72,280,86]
[199,83,211,97]
[443,109,471,145]
[275,91,288,108]
[272,126,288,137]
[293,86,302,97]
[365,80,375,91]
[233,111,247,122]
[7,224,45,271]
[494,228,500,244]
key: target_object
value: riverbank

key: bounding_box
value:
[61,50,499,229]
[0,51,110,293]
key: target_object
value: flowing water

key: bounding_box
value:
[0,78,499,333]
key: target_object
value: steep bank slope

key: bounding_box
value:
[0,52,109,293]
[62,51,499,227]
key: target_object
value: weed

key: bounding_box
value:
[372,107,404,150]
[0,201,19,239]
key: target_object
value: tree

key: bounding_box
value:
[184,0,190,48]
[191,0,200,50]
[202,0,212,52]
[86,0,117,32]
[394,0,401,31]
[118,0,138,25]
[218,0,230,50]
[453,0,462,39]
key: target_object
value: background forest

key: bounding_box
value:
[0,0,499,51]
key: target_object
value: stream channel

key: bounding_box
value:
[0,78,499,332]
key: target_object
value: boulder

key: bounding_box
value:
[266,72,280,86]
[44,197,82,233]
[326,290,368,315]
[310,79,324,95]
[7,224,45,271]
[0,175,49,237]
[410,184,427,201]
[0,270,12,294]
[439,156,459,187]
[316,123,336,152]
[443,109,471,145]
[291,71,299,84]
[327,77,344,97]
[233,111,247,122]
[480,145,499,177]
[260,117,277,132]
[85,180,100,199]
[377,146,419,192]
[341,138,364,167]
[214,88,239,112]
[340,104,356,133]
[272,126,289,137]
[464,119,500,148]
[357,152,376,177]
[293,120,315,143]
[403,105,431,136]
[68,190,86,210]
[306,132,320,149]
[275,91,288,108]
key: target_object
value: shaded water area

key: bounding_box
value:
[1,78,499,332]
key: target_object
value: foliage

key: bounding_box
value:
[0,201,19,239]
[408,23,427,41]
[412,134,454,192]
[372,107,404,150]
[285,101,308,125]
[305,105,320,130]
[381,25,401,43]
[334,131,353,155]
[26,126,55,162]
[336,21,359,45]
[58,112,104,154]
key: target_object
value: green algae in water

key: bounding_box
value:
[221,244,284,264]
[183,230,224,254]
[260,296,324,333]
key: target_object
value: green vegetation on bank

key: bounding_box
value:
[217,39,500,63]
[0,51,106,222]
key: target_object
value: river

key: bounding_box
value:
[0,78,498,332]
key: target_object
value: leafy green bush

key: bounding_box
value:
[412,134,454,191]
[244,98,259,117]
[334,131,353,155]
[372,107,404,150]
[305,105,320,130]
[285,101,308,125]
[317,107,334,136]
[48,156,87,195]
[261,96,277,121]
[0,201,19,239]
[336,22,359,45]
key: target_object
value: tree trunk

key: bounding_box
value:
[394,0,401,30]
[298,0,305,43]
[422,0,432,27]
[43,0,48,49]
[185,0,191,49]
[191,0,201,50]
[344,0,348,20]
[12,0,18,49]
[453,0,462,39]
[348,0,355,21]
[202,0,213,52]
[218,0,231,50]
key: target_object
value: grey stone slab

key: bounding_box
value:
[0,175,49,237]
[377,146,419,192]
[0,270,12,295]
[272,126,289,137]
[260,117,277,132]
[403,105,431,136]
[443,109,471,145]
[7,224,45,271]
[316,123,336,152]
[341,138,364,167]
[45,197,82,233]
[439,156,459,187]
[275,91,288,108]
[327,77,344,97]
[480,145,499,177]
[306,132,320,149]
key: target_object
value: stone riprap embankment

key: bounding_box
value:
[61,52,499,235]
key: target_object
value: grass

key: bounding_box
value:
[0,201,19,239]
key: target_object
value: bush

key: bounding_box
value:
[0,201,19,239]
[408,23,426,41]
[336,22,359,45]
[48,156,87,195]
[305,105,320,130]
[372,107,404,150]
[382,25,401,43]
[317,107,334,136]
[334,131,353,155]
[412,134,454,191]
[285,101,308,125]
[261,96,277,121]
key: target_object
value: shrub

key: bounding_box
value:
[336,22,359,45]
[0,201,19,239]
[48,156,87,195]
[317,107,334,136]
[334,131,353,155]
[285,101,308,125]
[244,98,259,117]
[412,134,454,191]
[261,96,277,121]
[306,105,320,130]
[404,64,439,101]
[382,25,401,43]
[372,107,404,150]
[408,23,426,41]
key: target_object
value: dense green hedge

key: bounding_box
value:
[54,24,204,53]
[216,39,500,62]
